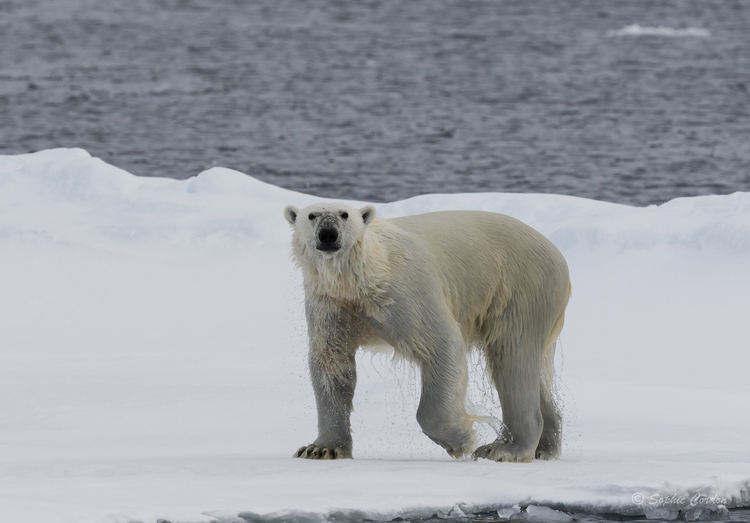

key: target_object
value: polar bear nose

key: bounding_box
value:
[318,227,339,245]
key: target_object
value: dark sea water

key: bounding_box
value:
[1,0,750,206]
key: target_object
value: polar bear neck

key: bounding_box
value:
[301,220,392,305]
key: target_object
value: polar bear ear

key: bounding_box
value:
[360,205,376,225]
[283,205,299,225]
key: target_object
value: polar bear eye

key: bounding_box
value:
[341,212,348,220]
[308,213,315,221]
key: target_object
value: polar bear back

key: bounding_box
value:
[385,211,570,340]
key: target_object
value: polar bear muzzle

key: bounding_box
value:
[317,223,340,252]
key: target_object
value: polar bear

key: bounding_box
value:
[283,202,570,462]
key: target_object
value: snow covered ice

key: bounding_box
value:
[0,149,748,523]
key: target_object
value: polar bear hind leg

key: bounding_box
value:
[473,328,545,463]
[474,307,566,462]
[535,310,566,460]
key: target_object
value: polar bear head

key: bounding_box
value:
[284,202,377,259]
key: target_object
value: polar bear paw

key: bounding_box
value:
[472,442,534,463]
[293,444,352,460]
[438,427,477,459]
[444,443,475,459]
[534,448,558,460]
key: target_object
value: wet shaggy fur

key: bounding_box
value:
[284,202,571,462]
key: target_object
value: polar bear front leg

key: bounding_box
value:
[294,302,360,460]
[415,325,477,458]
[293,350,356,460]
